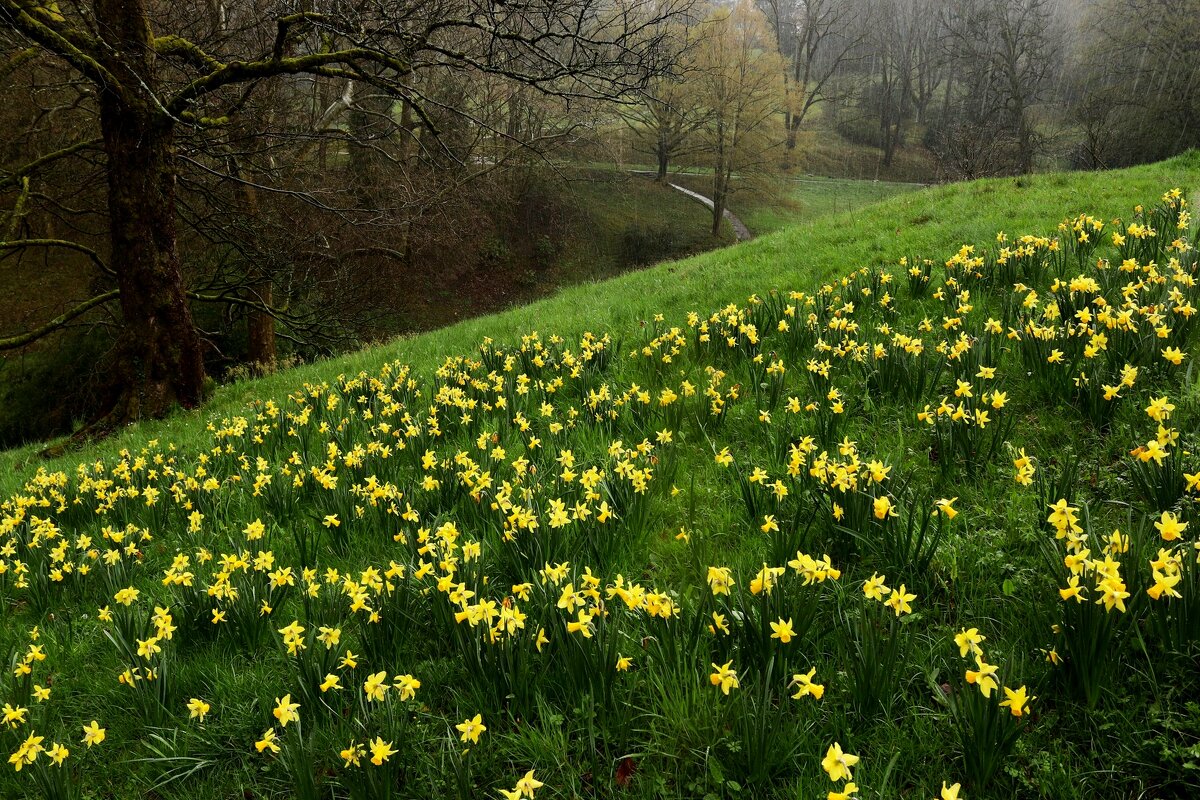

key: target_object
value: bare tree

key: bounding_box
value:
[0,0,689,433]
[935,0,1059,176]
[756,0,870,159]
[694,0,786,235]
[621,19,711,181]
[906,0,945,125]
[1067,0,1200,166]
[868,0,910,167]
[857,0,945,167]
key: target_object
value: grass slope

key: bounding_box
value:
[0,170,729,449]
[1,153,1199,800]
[737,176,926,236]
[395,170,735,333]
[4,154,1195,485]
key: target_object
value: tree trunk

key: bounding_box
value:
[880,93,896,167]
[782,74,795,168]
[711,129,727,238]
[233,177,276,372]
[398,99,416,166]
[940,70,955,129]
[882,124,897,167]
[94,0,206,425]
[656,141,669,182]
[347,103,376,205]
[1015,113,1033,174]
[247,278,277,370]
[711,171,727,238]
[787,53,808,153]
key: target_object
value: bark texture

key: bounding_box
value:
[95,0,206,423]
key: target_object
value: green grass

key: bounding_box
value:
[6,154,1194,484]
[565,159,926,237]
[1,153,1199,800]
[593,165,925,236]
[737,176,927,235]
[552,171,734,281]
[794,134,938,183]
[0,169,729,449]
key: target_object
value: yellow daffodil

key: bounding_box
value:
[81,721,105,748]
[364,671,389,702]
[340,741,365,767]
[709,661,739,695]
[936,497,958,519]
[999,685,1034,717]
[1155,511,1187,542]
[516,769,544,795]
[821,742,859,782]
[369,736,397,765]
[770,617,796,644]
[790,667,825,700]
[828,782,859,800]
[395,674,421,701]
[965,657,998,698]
[272,694,299,727]
[255,729,280,754]
[46,742,68,766]
[187,698,210,721]
[456,713,486,744]
[885,584,916,616]
[863,573,890,601]
[873,495,896,520]
[954,628,985,658]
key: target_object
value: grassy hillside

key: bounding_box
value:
[792,129,939,183]
[613,169,925,239]
[4,155,1192,482]
[1,153,1198,800]
[736,176,927,236]
[0,169,730,449]
[393,169,736,334]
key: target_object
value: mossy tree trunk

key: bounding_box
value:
[95,0,206,424]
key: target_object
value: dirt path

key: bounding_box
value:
[665,183,754,241]
[629,171,753,241]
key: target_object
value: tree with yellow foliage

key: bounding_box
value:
[692,1,787,236]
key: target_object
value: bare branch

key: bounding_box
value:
[0,1,122,91]
[0,237,115,278]
[0,139,102,191]
[167,49,411,116]
[0,289,119,351]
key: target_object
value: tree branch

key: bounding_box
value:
[0,45,37,82]
[0,289,119,350]
[166,49,410,116]
[0,1,122,91]
[153,34,222,72]
[0,139,102,190]
[0,238,115,278]
[272,12,334,61]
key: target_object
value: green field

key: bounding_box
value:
[642,170,926,237]
[1,153,1198,800]
[573,159,926,234]
[385,168,737,334]
[739,177,927,235]
[552,171,736,280]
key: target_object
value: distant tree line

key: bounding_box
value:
[629,0,1199,181]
